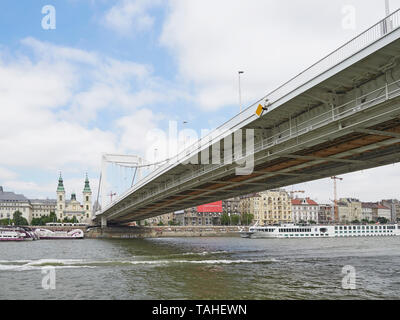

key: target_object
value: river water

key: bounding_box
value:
[0,236,399,300]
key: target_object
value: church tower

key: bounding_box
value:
[83,174,92,221]
[56,173,66,221]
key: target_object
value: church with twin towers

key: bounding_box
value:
[56,174,92,223]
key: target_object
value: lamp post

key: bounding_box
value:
[182,121,188,151]
[238,71,244,113]
[385,0,390,16]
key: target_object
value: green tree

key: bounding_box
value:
[377,217,389,224]
[220,213,230,225]
[240,213,254,226]
[231,214,240,226]
[13,211,28,226]
[0,219,11,226]
[62,216,79,224]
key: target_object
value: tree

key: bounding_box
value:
[240,213,254,226]
[62,216,79,224]
[231,214,240,226]
[377,217,389,224]
[309,220,317,225]
[352,220,360,224]
[220,213,230,226]
[13,211,28,226]
[0,219,11,226]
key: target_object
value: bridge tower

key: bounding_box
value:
[96,154,151,227]
[56,173,66,221]
[83,174,92,223]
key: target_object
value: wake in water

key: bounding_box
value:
[0,257,278,271]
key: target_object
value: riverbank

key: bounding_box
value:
[86,226,246,239]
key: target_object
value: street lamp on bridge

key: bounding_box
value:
[238,71,244,113]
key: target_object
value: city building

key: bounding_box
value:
[337,198,362,223]
[381,199,400,222]
[30,199,57,220]
[375,203,391,221]
[56,174,92,223]
[318,204,333,224]
[244,190,292,225]
[0,186,32,223]
[361,203,375,221]
[222,197,241,216]
[239,194,259,218]
[144,213,174,226]
[174,202,223,226]
[291,198,319,223]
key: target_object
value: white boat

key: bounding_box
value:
[34,228,84,240]
[0,227,38,241]
[240,223,400,239]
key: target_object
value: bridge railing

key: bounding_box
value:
[100,9,400,214]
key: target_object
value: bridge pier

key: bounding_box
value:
[101,216,107,228]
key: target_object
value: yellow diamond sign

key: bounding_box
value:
[256,104,264,117]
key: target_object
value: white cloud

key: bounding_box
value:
[116,109,164,155]
[0,168,17,180]
[0,38,182,198]
[160,0,398,110]
[104,0,162,35]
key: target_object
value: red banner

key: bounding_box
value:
[197,201,223,213]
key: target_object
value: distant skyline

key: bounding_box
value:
[0,0,399,204]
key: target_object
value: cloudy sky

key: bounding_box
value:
[0,0,399,204]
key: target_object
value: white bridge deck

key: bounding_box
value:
[96,10,400,225]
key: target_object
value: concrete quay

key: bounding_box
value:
[86,226,245,239]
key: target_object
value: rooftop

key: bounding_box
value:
[0,186,29,202]
[292,198,318,206]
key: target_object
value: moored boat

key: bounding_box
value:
[0,227,37,241]
[240,223,400,239]
[34,228,84,240]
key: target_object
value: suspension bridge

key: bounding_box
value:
[94,10,400,227]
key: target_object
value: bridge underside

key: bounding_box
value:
[98,24,400,225]
[112,119,400,224]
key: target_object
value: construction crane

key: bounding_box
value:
[331,176,343,222]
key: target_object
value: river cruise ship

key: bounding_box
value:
[0,227,38,241]
[240,223,400,239]
[34,228,84,240]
